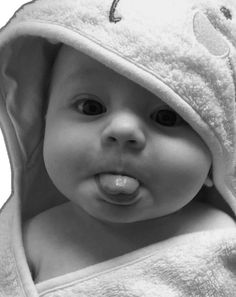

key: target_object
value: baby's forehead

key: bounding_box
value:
[51,45,165,106]
[54,45,114,81]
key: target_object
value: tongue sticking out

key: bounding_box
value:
[98,173,140,195]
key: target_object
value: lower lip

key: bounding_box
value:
[95,175,141,206]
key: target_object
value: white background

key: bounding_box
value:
[0,1,29,208]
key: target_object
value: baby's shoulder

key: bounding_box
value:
[22,203,69,279]
[184,201,236,231]
[23,203,65,244]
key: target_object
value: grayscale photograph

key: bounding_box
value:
[0,1,236,296]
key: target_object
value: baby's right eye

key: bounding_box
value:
[75,98,107,115]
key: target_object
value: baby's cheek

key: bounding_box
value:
[166,137,211,189]
[43,123,97,187]
[149,134,211,191]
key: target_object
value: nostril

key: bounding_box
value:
[102,121,146,150]
[105,136,140,147]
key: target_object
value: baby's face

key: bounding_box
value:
[43,45,211,223]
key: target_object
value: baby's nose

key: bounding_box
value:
[101,112,146,150]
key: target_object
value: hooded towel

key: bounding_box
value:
[0,0,236,296]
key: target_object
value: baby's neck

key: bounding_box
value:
[63,201,204,251]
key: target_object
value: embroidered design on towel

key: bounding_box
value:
[193,11,230,57]
[109,0,122,23]
[220,6,232,20]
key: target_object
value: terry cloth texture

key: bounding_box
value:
[0,0,235,296]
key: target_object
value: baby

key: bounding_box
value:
[0,0,236,296]
[23,44,235,283]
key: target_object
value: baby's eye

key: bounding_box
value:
[151,108,184,127]
[75,98,106,115]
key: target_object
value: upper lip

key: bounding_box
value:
[105,170,134,177]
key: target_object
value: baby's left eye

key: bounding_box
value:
[75,99,107,115]
[150,109,184,127]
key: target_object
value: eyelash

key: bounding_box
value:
[73,97,185,127]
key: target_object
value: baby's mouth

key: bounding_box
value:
[95,173,141,205]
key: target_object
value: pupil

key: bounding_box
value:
[158,110,177,126]
[83,100,103,115]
